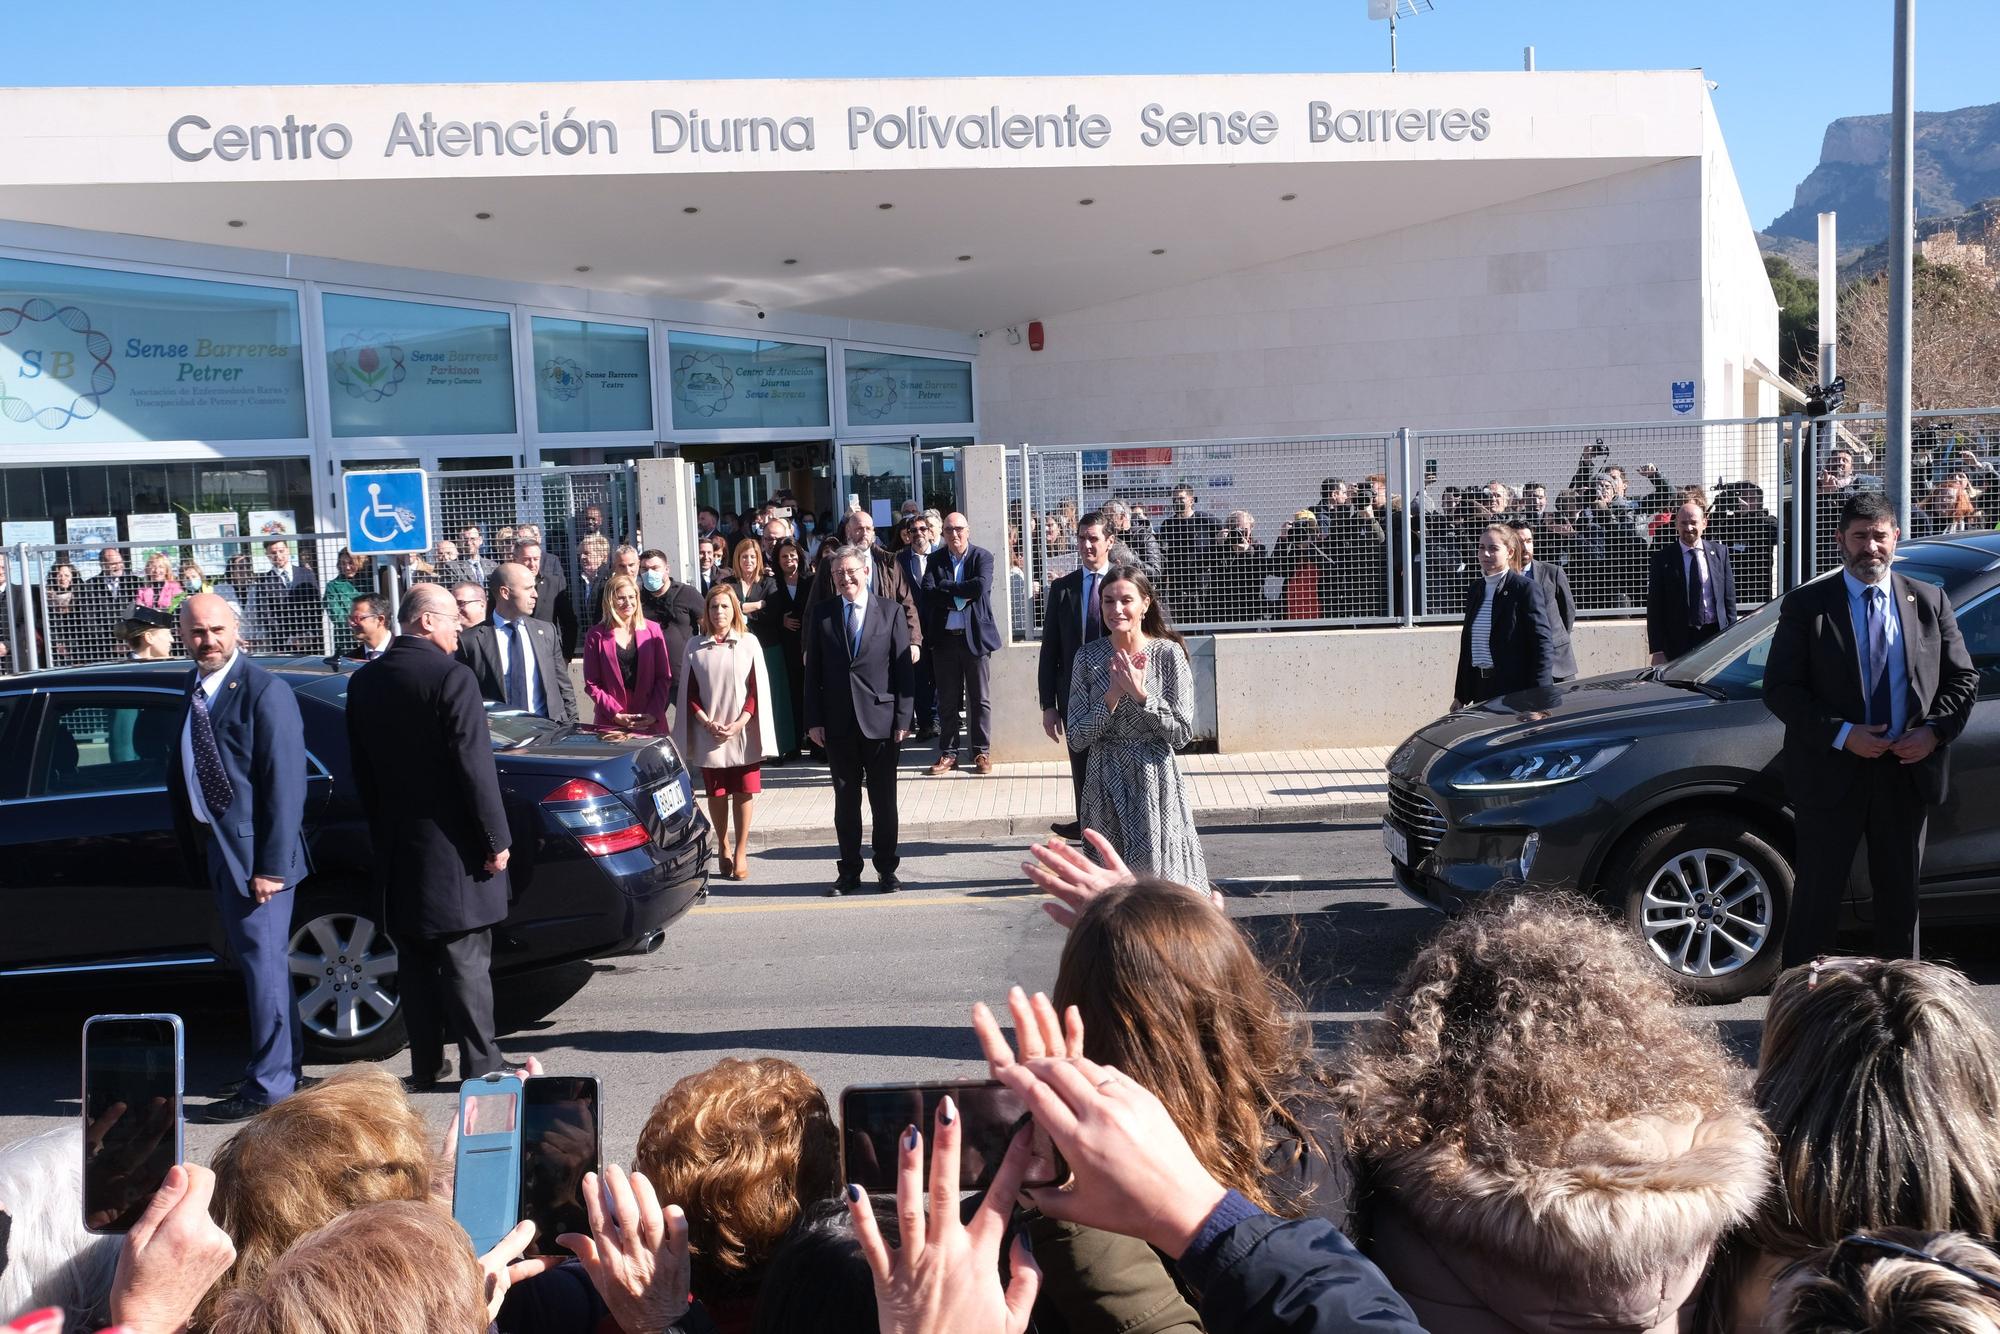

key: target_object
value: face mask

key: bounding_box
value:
[803,520,816,534]
[185,576,203,591]
[641,570,665,593]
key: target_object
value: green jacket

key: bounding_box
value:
[1026,1211,1204,1334]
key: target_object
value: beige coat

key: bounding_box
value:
[1362,1105,1772,1334]
[675,629,777,772]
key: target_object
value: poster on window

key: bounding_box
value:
[64,516,120,578]
[190,512,241,579]
[125,513,181,566]
[1,520,56,584]
[324,293,516,437]
[245,509,298,574]
[668,332,829,431]
[844,352,973,427]
[533,318,653,433]
[0,255,308,446]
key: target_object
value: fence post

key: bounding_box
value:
[1789,415,1810,592]
[6,543,28,674]
[1394,428,1416,626]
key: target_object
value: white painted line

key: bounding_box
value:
[1214,875,1305,884]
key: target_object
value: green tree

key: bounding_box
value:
[1764,255,1819,389]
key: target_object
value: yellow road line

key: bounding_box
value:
[696,892,1033,915]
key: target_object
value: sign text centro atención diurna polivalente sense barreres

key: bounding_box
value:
[165,101,1493,164]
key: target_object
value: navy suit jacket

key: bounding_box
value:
[803,594,915,741]
[1454,571,1555,704]
[166,653,310,894]
[1646,538,1738,660]
[922,544,1000,657]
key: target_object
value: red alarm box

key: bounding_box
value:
[1028,320,1044,352]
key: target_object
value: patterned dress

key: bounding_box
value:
[1066,636,1210,887]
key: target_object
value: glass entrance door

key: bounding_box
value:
[840,438,917,529]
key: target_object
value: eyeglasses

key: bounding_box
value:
[944,525,968,533]
[1782,1234,2000,1298]
[455,597,484,608]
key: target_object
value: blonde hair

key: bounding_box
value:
[731,537,768,583]
[580,533,611,564]
[208,1200,485,1334]
[199,1068,434,1326]
[1775,1230,2000,1334]
[703,581,748,637]
[1483,522,1526,571]
[634,1058,840,1300]
[599,571,643,632]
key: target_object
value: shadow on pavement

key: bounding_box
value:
[502,1023,985,1063]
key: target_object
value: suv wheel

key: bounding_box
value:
[1609,816,1791,1002]
[288,906,406,1060]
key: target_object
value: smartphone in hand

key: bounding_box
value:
[82,1014,184,1234]
[453,1072,525,1254]
[840,1079,1065,1194]
[520,1075,600,1257]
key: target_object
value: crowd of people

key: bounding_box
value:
[13,871,2000,1334]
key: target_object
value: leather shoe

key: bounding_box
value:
[214,1073,321,1099]
[1051,820,1082,839]
[403,1063,454,1094]
[928,755,958,775]
[914,724,938,740]
[973,752,993,775]
[198,1093,273,1124]
[878,874,902,893]
[828,877,861,898]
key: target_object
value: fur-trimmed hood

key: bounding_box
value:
[1362,1104,1774,1333]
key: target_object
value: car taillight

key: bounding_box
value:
[542,778,647,857]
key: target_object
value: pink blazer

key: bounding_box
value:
[582,619,673,732]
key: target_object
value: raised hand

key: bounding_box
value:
[556,1164,693,1334]
[1022,829,1134,929]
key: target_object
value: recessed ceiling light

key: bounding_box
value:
[877,202,894,210]
[226,219,245,228]
[682,206,699,215]
[474,211,492,220]
[1280,193,1298,201]
[956,255,973,262]
[782,258,799,265]
[574,265,592,273]
[1150,248,1167,255]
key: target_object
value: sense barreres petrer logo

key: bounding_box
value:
[0,299,117,431]
[542,356,585,401]
[672,349,735,418]
[848,367,901,422]
[331,332,407,401]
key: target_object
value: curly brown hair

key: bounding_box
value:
[197,1068,434,1328]
[633,1057,841,1301]
[1335,893,1741,1168]
[1053,877,1338,1216]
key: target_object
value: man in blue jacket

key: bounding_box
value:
[923,512,999,776]
[169,593,311,1123]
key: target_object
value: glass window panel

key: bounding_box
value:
[844,351,973,427]
[531,317,652,434]
[0,256,307,445]
[323,293,515,437]
[667,332,828,431]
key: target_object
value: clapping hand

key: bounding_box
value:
[847,1096,1042,1334]
[557,1164,693,1334]
[1108,650,1148,705]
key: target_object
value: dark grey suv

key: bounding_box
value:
[1384,532,2000,1001]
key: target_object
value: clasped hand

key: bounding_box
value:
[1844,722,1938,763]
[1103,651,1147,706]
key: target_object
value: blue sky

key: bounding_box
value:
[15,0,1995,228]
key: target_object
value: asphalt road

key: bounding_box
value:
[9,822,1999,1171]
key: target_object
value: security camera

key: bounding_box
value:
[756,310,766,319]
[975,329,988,338]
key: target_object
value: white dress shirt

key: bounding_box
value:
[492,612,548,716]
[180,648,240,826]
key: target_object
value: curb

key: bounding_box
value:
[752,794,1390,850]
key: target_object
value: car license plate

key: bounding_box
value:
[653,784,686,821]
[1382,818,1410,866]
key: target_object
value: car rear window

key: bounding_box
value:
[299,674,564,750]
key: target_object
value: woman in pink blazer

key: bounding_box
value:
[582,573,673,733]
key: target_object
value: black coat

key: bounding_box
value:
[1037,566,1105,715]
[804,544,924,651]
[641,579,707,673]
[1524,559,1578,679]
[1763,572,1979,808]
[1646,539,1738,661]
[1454,571,1555,704]
[803,594,914,741]
[457,615,579,725]
[345,637,511,936]
[528,567,579,661]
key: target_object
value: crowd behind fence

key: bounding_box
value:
[1005,409,2000,640]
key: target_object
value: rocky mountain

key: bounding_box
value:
[1763,101,2000,248]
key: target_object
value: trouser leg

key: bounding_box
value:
[1782,800,1869,967]
[829,734,865,880]
[397,930,447,1081]
[864,736,901,875]
[966,651,991,753]
[1068,742,1089,821]
[1863,764,1928,961]
[934,638,967,755]
[435,928,501,1078]
[210,847,297,1103]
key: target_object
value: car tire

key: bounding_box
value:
[288,897,408,1062]
[1610,816,1792,1002]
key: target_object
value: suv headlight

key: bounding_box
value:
[1449,741,1630,792]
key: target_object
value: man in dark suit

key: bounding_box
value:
[1765,491,1979,965]
[1452,526,1554,708]
[896,517,940,740]
[1511,520,1578,683]
[1037,512,1114,838]
[457,562,578,724]
[79,545,135,661]
[804,511,924,661]
[513,537,579,660]
[249,539,322,653]
[1647,501,1738,665]
[168,593,310,1122]
[922,513,999,776]
[344,594,394,661]
[346,583,513,1087]
[805,545,914,897]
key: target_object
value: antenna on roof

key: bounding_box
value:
[1367,0,1437,73]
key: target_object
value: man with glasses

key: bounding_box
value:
[346,582,513,1089]
[450,581,488,628]
[344,594,394,661]
[922,513,998,776]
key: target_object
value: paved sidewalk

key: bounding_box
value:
[747,743,1391,848]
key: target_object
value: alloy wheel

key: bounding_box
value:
[1638,848,1773,979]
[288,912,400,1042]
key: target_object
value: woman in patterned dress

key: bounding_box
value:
[1065,567,1210,887]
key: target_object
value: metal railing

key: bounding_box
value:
[420,464,640,602]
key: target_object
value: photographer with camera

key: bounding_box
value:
[1209,512,1266,625]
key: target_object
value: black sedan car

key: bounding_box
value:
[0,658,711,1057]
[1386,532,2000,1001]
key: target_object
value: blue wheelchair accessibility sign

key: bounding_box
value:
[343,468,432,556]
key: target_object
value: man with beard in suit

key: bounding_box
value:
[456,562,578,724]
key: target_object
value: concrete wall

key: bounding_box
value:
[975,160,1707,446]
[986,619,1651,760]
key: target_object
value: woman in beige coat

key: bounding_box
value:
[1335,894,1772,1334]
[676,583,777,882]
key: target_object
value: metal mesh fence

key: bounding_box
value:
[1012,435,1397,636]
[9,531,357,670]
[418,464,638,621]
[1800,409,2000,577]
